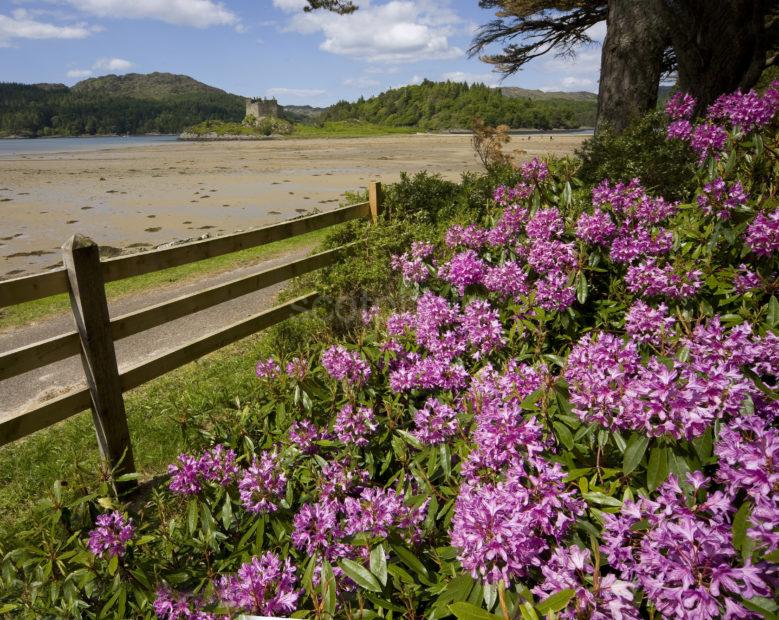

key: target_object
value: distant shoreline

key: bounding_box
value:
[1,127,595,141]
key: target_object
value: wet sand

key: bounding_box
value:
[0,133,585,277]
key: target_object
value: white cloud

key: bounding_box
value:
[266,87,327,99]
[0,9,94,46]
[539,76,598,92]
[441,70,499,86]
[67,57,135,81]
[93,57,134,72]
[65,0,239,28]
[67,68,93,78]
[343,76,380,88]
[272,0,307,12]
[406,74,424,85]
[283,0,463,63]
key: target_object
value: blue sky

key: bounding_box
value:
[0,0,605,105]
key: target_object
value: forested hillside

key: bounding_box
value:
[0,74,244,137]
[323,80,596,129]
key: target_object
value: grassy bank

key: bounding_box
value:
[0,308,322,536]
[0,228,329,331]
[291,120,417,138]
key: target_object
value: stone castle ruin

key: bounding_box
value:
[245,98,281,125]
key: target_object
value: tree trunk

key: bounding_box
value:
[656,0,768,113]
[596,0,667,134]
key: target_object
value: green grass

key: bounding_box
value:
[0,228,329,331]
[291,121,418,138]
[0,308,324,536]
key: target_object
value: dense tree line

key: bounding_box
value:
[0,83,244,137]
[322,80,596,130]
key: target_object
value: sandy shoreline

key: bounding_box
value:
[0,133,584,278]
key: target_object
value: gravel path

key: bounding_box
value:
[0,244,314,421]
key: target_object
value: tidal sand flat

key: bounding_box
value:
[0,133,585,277]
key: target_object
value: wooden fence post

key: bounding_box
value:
[368,181,384,225]
[62,235,136,491]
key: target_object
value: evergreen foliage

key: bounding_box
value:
[323,80,596,130]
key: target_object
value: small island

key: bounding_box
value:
[179,97,293,140]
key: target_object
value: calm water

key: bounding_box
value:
[0,135,179,156]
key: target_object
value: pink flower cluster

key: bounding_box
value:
[745,210,779,256]
[321,345,371,385]
[602,475,771,618]
[218,552,300,616]
[665,84,779,160]
[566,317,777,439]
[168,444,239,495]
[87,511,134,559]
[334,403,377,446]
[697,177,748,219]
[238,450,287,514]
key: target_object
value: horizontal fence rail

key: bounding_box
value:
[0,243,359,382]
[0,201,370,308]
[0,293,319,447]
[0,183,383,487]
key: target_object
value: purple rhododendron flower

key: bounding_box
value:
[744,210,779,256]
[321,345,371,385]
[334,403,377,446]
[218,552,300,616]
[519,157,549,184]
[575,209,616,245]
[733,264,761,293]
[624,301,675,348]
[602,475,770,618]
[238,451,287,514]
[87,511,134,559]
[168,445,238,495]
[482,260,529,300]
[533,545,639,620]
[255,357,280,379]
[525,207,563,240]
[412,397,458,445]
[665,92,696,120]
[438,249,486,295]
[534,270,575,311]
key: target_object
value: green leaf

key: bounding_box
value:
[369,545,388,587]
[221,494,233,529]
[187,499,198,535]
[107,554,118,576]
[448,601,502,620]
[623,434,650,475]
[647,446,669,491]
[339,559,382,592]
[364,592,405,613]
[553,421,574,450]
[321,561,337,616]
[768,296,779,327]
[732,501,756,561]
[576,271,588,304]
[391,543,430,581]
[581,492,623,508]
[536,588,576,614]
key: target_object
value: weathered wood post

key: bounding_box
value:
[62,235,136,491]
[368,181,384,225]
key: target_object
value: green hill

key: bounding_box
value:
[500,86,597,102]
[322,80,596,130]
[0,73,244,137]
[70,72,234,100]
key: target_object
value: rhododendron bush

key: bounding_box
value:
[2,86,779,619]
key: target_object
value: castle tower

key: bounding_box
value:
[245,98,280,124]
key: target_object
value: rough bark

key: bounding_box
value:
[596,0,667,134]
[656,0,769,113]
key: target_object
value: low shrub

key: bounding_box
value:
[577,110,698,201]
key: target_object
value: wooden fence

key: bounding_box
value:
[0,181,384,486]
